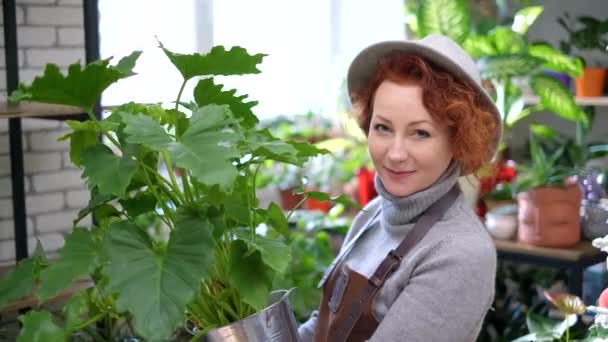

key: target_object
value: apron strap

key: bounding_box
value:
[333,184,461,341]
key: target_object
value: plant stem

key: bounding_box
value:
[286,195,309,221]
[175,80,187,111]
[181,170,195,203]
[566,325,570,341]
[161,150,186,203]
[71,312,105,332]
[142,168,175,226]
[136,160,183,205]
[86,110,122,151]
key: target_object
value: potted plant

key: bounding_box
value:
[558,13,608,97]
[514,130,582,248]
[0,43,359,341]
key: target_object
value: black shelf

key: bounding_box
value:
[1,0,101,261]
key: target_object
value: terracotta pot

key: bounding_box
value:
[305,196,331,213]
[278,188,305,211]
[575,67,607,97]
[517,185,582,247]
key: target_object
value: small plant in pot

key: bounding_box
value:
[513,130,582,248]
[0,43,358,341]
[558,12,608,97]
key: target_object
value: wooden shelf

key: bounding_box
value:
[494,238,603,262]
[0,101,84,119]
[523,95,608,107]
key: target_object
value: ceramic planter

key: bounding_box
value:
[517,184,582,247]
[575,67,607,97]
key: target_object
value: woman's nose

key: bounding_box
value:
[387,138,408,163]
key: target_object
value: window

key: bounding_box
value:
[99,0,405,118]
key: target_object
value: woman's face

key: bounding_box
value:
[368,80,454,197]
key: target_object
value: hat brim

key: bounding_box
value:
[347,40,502,162]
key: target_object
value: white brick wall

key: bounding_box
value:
[66,189,89,208]
[24,152,62,174]
[0,218,34,240]
[33,169,82,192]
[58,27,83,46]
[0,1,89,263]
[36,210,78,234]
[0,176,31,197]
[26,48,85,67]
[18,26,56,47]
[29,128,70,151]
[27,6,83,26]
[0,49,25,68]
[0,5,25,25]
[26,192,65,215]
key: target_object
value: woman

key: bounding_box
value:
[298,34,502,342]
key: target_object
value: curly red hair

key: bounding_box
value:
[350,52,498,175]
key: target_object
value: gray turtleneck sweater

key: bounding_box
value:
[298,163,496,342]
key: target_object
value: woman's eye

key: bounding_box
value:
[414,129,430,138]
[373,123,390,133]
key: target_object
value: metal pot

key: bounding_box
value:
[201,290,300,342]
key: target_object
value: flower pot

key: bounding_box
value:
[201,290,300,342]
[517,185,582,248]
[305,196,331,213]
[575,67,607,97]
[279,188,305,211]
[485,204,518,240]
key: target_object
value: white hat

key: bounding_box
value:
[347,34,502,160]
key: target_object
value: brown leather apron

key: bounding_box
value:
[313,185,460,342]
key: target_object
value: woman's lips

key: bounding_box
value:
[384,167,416,181]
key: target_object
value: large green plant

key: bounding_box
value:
[0,44,357,341]
[558,13,608,66]
[407,1,587,151]
[513,129,573,193]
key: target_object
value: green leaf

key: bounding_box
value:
[530,124,560,141]
[63,291,89,333]
[160,43,266,80]
[114,50,142,76]
[290,141,331,159]
[17,311,66,342]
[417,0,470,44]
[526,311,559,335]
[530,73,588,125]
[529,44,583,77]
[75,189,113,224]
[463,35,497,59]
[169,105,241,190]
[38,228,96,302]
[478,54,540,79]
[122,113,174,150]
[245,129,304,165]
[9,51,141,112]
[193,78,259,128]
[102,218,214,340]
[224,177,251,225]
[490,27,526,55]
[228,239,273,310]
[81,144,138,197]
[512,6,544,34]
[300,191,361,210]
[264,202,289,238]
[58,120,118,167]
[0,258,35,310]
[118,191,157,218]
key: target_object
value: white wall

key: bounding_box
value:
[0,0,92,265]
